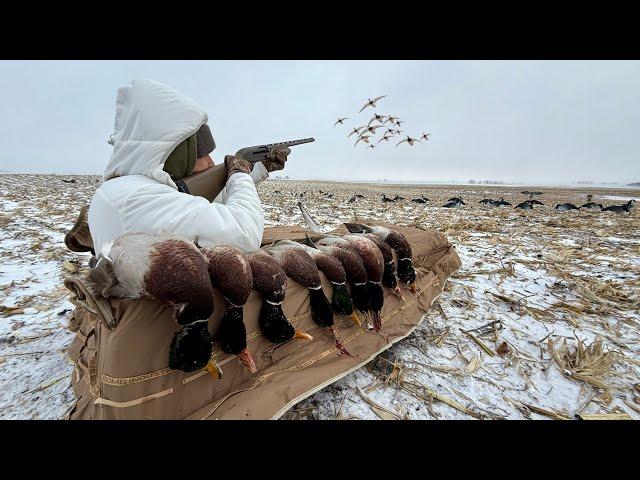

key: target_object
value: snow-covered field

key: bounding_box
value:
[1,174,639,420]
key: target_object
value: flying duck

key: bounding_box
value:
[262,243,351,355]
[343,223,417,292]
[555,203,579,211]
[361,124,388,135]
[420,133,431,142]
[202,245,257,374]
[333,117,350,127]
[348,127,365,138]
[359,95,387,113]
[367,113,387,126]
[395,136,419,146]
[94,232,216,373]
[354,135,372,147]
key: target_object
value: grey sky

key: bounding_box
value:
[0,60,638,184]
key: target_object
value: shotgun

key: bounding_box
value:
[175,137,315,202]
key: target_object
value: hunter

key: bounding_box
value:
[88,78,289,258]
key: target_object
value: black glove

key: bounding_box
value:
[263,147,291,173]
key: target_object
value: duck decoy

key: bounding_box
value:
[359,95,387,113]
[393,195,405,201]
[381,194,396,203]
[411,196,428,203]
[581,202,603,211]
[94,232,216,373]
[479,198,493,205]
[489,197,511,207]
[343,223,417,292]
[515,200,534,210]
[555,203,579,211]
[262,243,351,355]
[602,204,631,213]
[202,245,257,374]
[442,197,465,208]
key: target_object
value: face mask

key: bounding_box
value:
[163,135,198,180]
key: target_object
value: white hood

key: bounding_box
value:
[103,78,208,189]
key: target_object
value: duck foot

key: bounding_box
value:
[330,325,353,357]
[294,329,314,341]
[409,282,417,293]
[238,348,258,374]
[370,311,382,332]
[206,360,223,379]
[363,311,374,330]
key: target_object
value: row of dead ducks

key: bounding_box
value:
[91,223,417,376]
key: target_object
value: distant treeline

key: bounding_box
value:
[467,180,506,185]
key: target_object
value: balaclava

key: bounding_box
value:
[163,124,216,180]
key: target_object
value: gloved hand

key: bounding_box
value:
[263,147,291,173]
[224,155,252,179]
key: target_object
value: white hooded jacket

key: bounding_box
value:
[89,79,268,258]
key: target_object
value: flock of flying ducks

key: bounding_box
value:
[333,95,430,149]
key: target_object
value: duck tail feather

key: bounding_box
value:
[298,201,323,233]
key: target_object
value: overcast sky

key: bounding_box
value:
[0,60,638,184]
